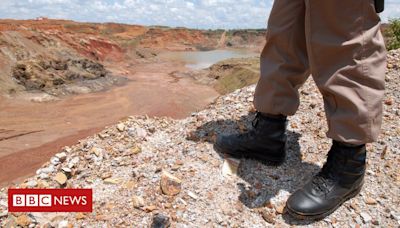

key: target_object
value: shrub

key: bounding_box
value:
[386,18,400,50]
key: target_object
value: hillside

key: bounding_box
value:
[3,19,266,185]
[0,19,266,96]
[0,50,398,227]
[207,57,260,94]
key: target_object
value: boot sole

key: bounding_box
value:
[213,143,285,166]
[286,183,363,221]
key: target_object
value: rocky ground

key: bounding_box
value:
[0,50,399,227]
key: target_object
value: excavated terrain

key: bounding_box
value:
[0,19,265,188]
[0,19,266,97]
[0,50,398,227]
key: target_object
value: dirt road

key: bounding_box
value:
[0,61,219,187]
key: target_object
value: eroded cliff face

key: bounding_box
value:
[0,24,125,95]
[0,19,266,96]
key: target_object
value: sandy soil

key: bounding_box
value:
[0,60,219,187]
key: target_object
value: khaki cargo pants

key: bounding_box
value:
[254,0,387,144]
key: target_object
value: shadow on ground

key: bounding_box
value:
[187,112,325,225]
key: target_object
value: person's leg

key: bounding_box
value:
[286,0,386,219]
[215,0,310,163]
[253,0,310,116]
[308,0,386,144]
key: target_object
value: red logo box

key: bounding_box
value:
[8,189,92,212]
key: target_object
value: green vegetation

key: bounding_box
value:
[209,57,260,94]
[386,18,400,50]
[215,67,259,94]
[148,25,171,30]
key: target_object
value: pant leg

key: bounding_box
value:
[253,0,310,116]
[305,0,387,144]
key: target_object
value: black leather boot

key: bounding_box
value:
[214,112,287,165]
[286,141,366,220]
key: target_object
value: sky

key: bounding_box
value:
[0,0,400,29]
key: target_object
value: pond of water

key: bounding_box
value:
[159,49,258,70]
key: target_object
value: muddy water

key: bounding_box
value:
[0,61,219,187]
[159,49,258,70]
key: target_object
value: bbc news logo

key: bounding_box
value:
[8,189,92,212]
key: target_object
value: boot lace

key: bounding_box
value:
[237,112,260,139]
[312,151,347,195]
[251,112,261,128]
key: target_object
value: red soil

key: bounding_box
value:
[0,18,264,187]
[0,62,219,187]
